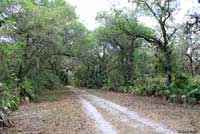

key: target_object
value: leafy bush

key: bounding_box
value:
[32,71,64,94]
[0,79,36,111]
[1,94,20,111]
[0,84,20,111]
[19,80,34,101]
[169,81,200,104]
[134,75,200,104]
[134,76,166,96]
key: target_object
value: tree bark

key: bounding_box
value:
[0,111,13,127]
[164,50,172,85]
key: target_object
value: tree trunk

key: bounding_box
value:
[165,65,172,85]
[17,64,23,87]
[127,50,134,86]
[164,50,172,85]
[190,59,196,78]
[0,111,13,127]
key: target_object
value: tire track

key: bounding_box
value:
[86,94,175,134]
[80,97,117,134]
[71,87,175,134]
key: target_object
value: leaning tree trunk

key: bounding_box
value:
[0,110,13,127]
[0,90,13,127]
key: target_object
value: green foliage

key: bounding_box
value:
[74,65,89,87]
[0,0,86,114]
[167,77,200,104]
[0,79,34,111]
[133,76,166,96]
[0,84,20,111]
[74,64,104,89]
[59,70,68,85]
[133,75,200,104]
[31,71,64,94]
[19,79,34,101]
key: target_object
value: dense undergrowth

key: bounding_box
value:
[0,82,30,112]
[74,73,200,105]
[133,76,200,104]
[0,0,80,127]
[0,74,66,127]
[0,77,64,112]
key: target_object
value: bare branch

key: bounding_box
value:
[132,0,160,22]
[163,0,171,23]
[168,28,177,40]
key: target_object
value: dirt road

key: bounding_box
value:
[3,87,200,134]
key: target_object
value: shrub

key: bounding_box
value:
[134,76,166,96]
[0,84,20,111]
[19,79,34,101]
[134,75,200,104]
[32,71,64,93]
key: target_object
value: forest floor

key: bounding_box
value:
[2,86,200,134]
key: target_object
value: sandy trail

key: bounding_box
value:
[80,97,117,134]
[3,90,96,134]
[73,88,175,134]
[3,87,199,134]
